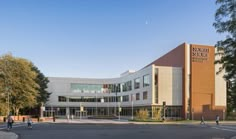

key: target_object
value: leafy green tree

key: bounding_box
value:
[31,64,50,108]
[0,54,39,116]
[213,0,236,114]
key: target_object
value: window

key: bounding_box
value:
[155,74,158,85]
[68,96,102,102]
[69,98,81,102]
[122,81,132,92]
[143,91,148,100]
[58,96,67,102]
[134,78,140,89]
[143,74,150,87]
[108,84,121,93]
[127,81,132,91]
[122,95,129,102]
[121,83,126,92]
[71,83,103,93]
[136,93,140,101]
[57,107,66,116]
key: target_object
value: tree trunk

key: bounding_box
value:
[16,108,19,120]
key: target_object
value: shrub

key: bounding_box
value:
[135,109,149,120]
[153,108,161,120]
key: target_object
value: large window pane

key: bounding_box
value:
[122,81,132,92]
[71,84,103,93]
[58,96,67,102]
[143,75,150,87]
[134,78,140,89]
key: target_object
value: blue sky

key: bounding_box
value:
[0,0,223,78]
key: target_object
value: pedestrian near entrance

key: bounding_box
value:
[7,115,13,130]
[71,115,74,120]
[200,115,205,125]
[67,114,70,122]
[216,115,220,125]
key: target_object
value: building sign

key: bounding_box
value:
[192,47,209,63]
[80,106,84,112]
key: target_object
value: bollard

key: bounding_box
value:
[3,117,6,122]
[53,116,55,122]
[23,117,25,122]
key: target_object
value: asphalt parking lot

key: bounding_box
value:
[5,123,236,139]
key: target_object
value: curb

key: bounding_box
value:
[0,131,18,139]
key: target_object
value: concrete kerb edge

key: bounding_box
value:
[0,131,18,139]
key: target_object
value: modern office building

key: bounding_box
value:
[46,43,226,120]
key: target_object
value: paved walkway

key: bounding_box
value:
[1,119,236,139]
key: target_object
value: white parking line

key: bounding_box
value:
[218,125,236,129]
[211,126,236,132]
[0,123,38,130]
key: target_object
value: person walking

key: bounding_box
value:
[200,115,205,125]
[27,116,33,129]
[7,115,13,130]
[216,115,220,125]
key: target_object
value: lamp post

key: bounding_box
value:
[118,96,122,121]
[115,85,118,116]
[101,97,104,115]
[57,107,60,117]
[163,101,166,121]
[131,94,134,120]
[108,89,110,116]
[96,91,98,116]
[118,101,120,120]
[51,105,53,117]
[80,102,82,120]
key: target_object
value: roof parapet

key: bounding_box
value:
[120,70,136,77]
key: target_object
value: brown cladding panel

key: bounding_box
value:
[190,44,215,118]
[146,43,186,67]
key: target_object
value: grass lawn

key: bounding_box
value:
[129,119,163,122]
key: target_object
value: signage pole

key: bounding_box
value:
[80,102,81,120]
[132,99,133,120]
[119,102,120,120]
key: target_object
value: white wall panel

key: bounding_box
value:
[158,66,182,106]
[215,50,226,106]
